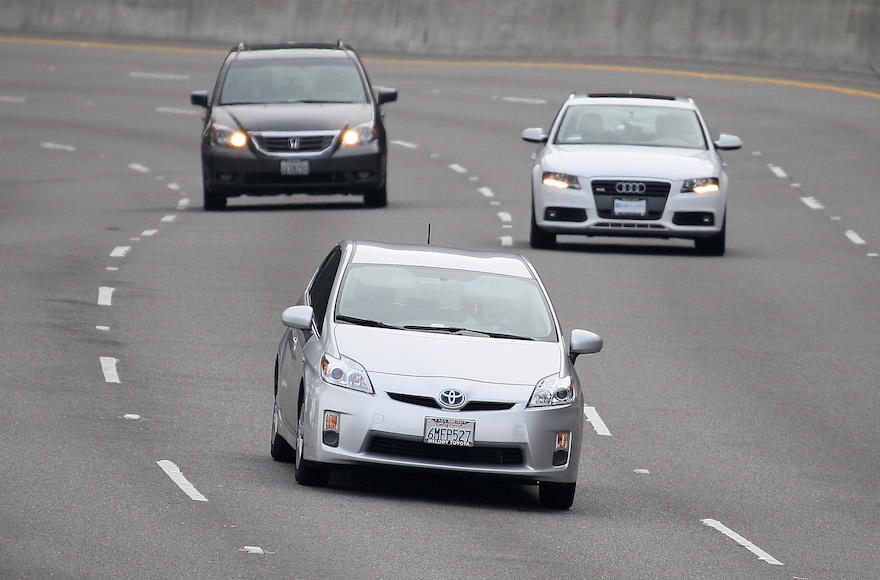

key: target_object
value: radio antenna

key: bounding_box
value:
[427,223,431,245]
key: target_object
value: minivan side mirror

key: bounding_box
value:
[190,90,209,108]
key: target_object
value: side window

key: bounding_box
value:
[308,246,342,335]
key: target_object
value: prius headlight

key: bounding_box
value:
[542,172,581,190]
[341,122,377,146]
[528,374,574,407]
[321,353,374,394]
[211,124,247,148]
[681,177,719,194]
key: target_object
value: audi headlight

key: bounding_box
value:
[321,353,374,394]
[542,172,581,190]
[681,177,719,194]
[528,374,574,407]
[341,122,376,146]
[211,124,247,148]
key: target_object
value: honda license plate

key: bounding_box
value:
[281,160,309,176]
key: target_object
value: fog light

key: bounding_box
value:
[323,411,339,448]
[218,173,235,182]
[552,431,570,466]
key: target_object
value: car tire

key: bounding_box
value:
[694,218,726,256]
[538,481,576,510]
[270,402,296,462]
[203,185,227,211]
[363,185,387,208]
[294,401,330,486]
[530,207,556,249]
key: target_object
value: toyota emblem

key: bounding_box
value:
[438,389,467,409]
[615,181,647,194]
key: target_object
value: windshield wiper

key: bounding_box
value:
[336,315,400,329]
[402,325,534,340]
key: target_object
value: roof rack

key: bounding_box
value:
[232,41,352,53]
[587,93,677,100]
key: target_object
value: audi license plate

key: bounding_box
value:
[280,160,309,176]
[614,198,646,216]
[424,417,475,447]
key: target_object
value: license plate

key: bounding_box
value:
[280,160,309,176]
[614,198,646,216]
[424,417,475,447]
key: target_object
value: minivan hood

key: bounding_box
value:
[549,145,719,180]
[333,324,564,386]
[219,102,372,132]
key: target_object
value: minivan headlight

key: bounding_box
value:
[341,122,376,146]
[528,374,574,407]
[321,354,374,394]
[211,124,247,148]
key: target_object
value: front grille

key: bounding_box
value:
[252,131,337,155]
[592,180,670,220]
[387,392,516,412]
[369,436,524,465]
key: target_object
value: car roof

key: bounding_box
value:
[565,93,697,110]
[345,240,536,279]
[227,42,357,62]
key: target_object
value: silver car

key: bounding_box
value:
[272,240,603,509]
[523,93,742,255]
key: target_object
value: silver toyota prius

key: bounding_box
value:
[271,240,603,509]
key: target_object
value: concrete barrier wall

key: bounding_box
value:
[2,0,879,73]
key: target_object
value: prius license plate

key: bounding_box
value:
[614,198,646,216]
[424,417,475,447]
[281,160,309,176]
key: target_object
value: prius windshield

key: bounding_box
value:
[335,264,557,341]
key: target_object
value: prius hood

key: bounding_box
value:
[215,102,373,132]
[547,145,720,180]
[332,324,565,386]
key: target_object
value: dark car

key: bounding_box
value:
[190,42,397,210]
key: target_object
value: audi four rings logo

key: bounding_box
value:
[438,389,466,409]
[288,138,301,150]
[615,181,647,194]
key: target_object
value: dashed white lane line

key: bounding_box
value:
[100,357,120,383]
[41,142,76,151]
[160,214,177,223]
[177,198,190,209]
[496,96,547,105]
[128,163,150,173]
[701,519,784,566]
[497,212,512,223]
[800,196,825,210]
[167,182,181,191]
[391,140,418,149]
[845,230,866,245]
[499,235,513,247]
[584,406,612,436]
[110,246,130,258]
[479,187,495,198]
[129,72,190,81]
[156,460,208,502]
[0,95,26,103]
[448,163,467,174]
[98,287,115,306]
[768,164,788,179]
[156,106,199,115]
[141,229,158,237]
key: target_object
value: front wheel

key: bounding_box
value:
[530,207,556,249]
[294,403,330,486]
[694,218,726,256]
[203,185,227,211]
[270,402,296,462]
[363,185,387,208]
[538,481,576,510]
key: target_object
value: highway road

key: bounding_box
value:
[1,36,879,579]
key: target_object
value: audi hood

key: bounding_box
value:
[547,145,720,180]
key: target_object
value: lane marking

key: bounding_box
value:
[497,212,512,223]
[167,182,181,191]
[800,197,824,210]
[448,163,467,174]
[583,406,612,436]
[110,246,130,258]
[128,163,150,173]
[478,186,495,198]
[497,96,547,105]
[161,214,177,223]
[499,235,513,246]
[100,357,120,383]
[157,460,208,501]
[129,71,189,80]
[177,198,190,209]
[40,142,76,151]
[845,230,866,245]
[141,229,158,236]
[391,140,418,149]
[768,164,788,179]
[98,286,115,306]
[156,106,199,115]
[240,546,265,555]
[701,519,784,566]
[96,325,110,331]
[0,95,26,103]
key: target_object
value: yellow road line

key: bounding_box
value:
[3,35,879,100]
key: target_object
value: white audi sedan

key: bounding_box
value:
[272,240,603,509]
[523,93,742,255]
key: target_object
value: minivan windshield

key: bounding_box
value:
[220,58,368,105]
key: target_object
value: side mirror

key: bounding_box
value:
[281,305,314,330]
[569,329,602,363]
[522,127,548,143]
[714,133,743,151]
[375,87,398,105]
[190,90,209,108]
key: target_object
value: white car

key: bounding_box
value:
[272,240,603,509]
[523,93,742,255]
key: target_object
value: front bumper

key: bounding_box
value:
[296,374,584,484]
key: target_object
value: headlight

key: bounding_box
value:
[321,353,374,394]
[542,172,581,190]
[341,122,376,146]
[211,124,247,148]
[681,177,719,194]
[528,374,574,407]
